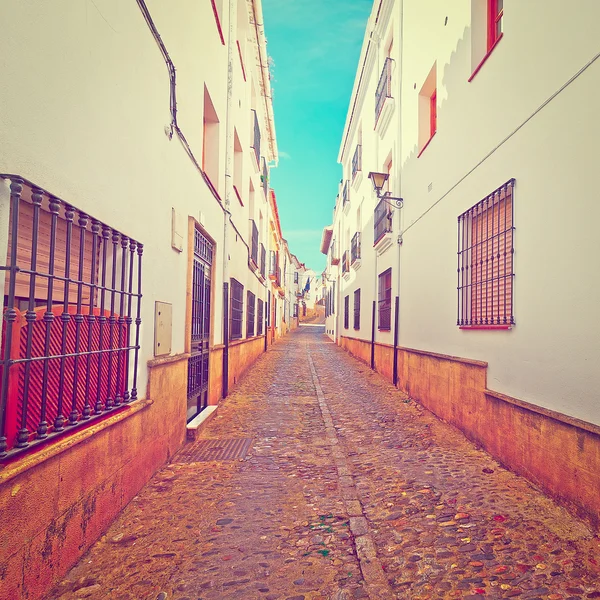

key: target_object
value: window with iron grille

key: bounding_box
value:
[344,295,349,329]
[352,145,362,180]
[458,179,515,328]
[294,271,299,284]
[342,251,350,274]
[375,57,392,123]
[257,298,264,335]
[354,289,361,330]
[343,181,349,206]
[351,232,361,264]
[0,176,143,460]
[260,243,266,279]
[261,158,269,198]
[230,278,244,340]
[378,268,392,330]
[250,220,259,267]
[293,303,298,318]
[374,198,392,245]
[246,291,256,337]
[250,109,260,167]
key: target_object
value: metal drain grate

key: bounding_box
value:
[175,438,253,463]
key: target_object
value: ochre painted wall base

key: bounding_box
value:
[340,335,600,530]
[0,354,188,600]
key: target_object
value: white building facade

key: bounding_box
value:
[0,1,299,596]
[323,0,600,528]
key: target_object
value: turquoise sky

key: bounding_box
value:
[262,0,372,273]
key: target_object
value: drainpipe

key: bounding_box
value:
[222,0,237,398]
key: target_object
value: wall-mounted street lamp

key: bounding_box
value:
[368,171,403,209]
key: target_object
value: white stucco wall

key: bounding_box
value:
[333,0,600,425]
[0,0,277,392]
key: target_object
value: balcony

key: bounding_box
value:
[259,243,266,280]
[352,145,363,187]
[330,240,340,265]
[249,220,259,269]
[261,157,269,198]
[351,232,361,269]
[374,197,394,255]
[251,109,261,169]
[375,58,394,135]
[342,250,350,280]
[269,251,281,288]
[342,180,350,215]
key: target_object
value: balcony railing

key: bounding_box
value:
[269,251,281,287]
[262,158,269,198]
[260,243,266,279]
[374,197,392,245]
[352,145,362,180]
[342,251,350,274]
[351,232,361,264]
[0,175,143,461]
[343,180,349,206]
[375,58,392,123]
[250,220,259,267]
[330,240,340,265]
[251,109,261,167]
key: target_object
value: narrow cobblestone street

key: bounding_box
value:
[49,328,599,600]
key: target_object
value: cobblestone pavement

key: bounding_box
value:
[49,327,599,600]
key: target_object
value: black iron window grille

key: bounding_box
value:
[344,295,349,329]
[269,250,277,277]
[352,145,362,181]
[342,251,350,274]
[351,232,361,264]
[457,179,515,327]
[375,57,392,123]
[330,240,339,265]
[374,198,393,245]
[250,220,259,267]
[294,271,299,285]
[0,176,143,461]
[251,109,261,167]
[343,181,349,206]
[293,304,298,318]
[257,298,264,336]
[260,243,266,279]
[378,268,392,330]
[230,278,244,340]
[194,228,213,264]
[246,291,256,337]
[354,289,361,330]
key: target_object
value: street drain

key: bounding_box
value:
[175,438,253,463]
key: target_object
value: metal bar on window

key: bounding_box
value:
[0,175,144,461]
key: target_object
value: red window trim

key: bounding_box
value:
[468,33,503,82]
[430,90,437,138]
[237,41,247,81]
[417,132,436,159]
[460,325,512,330]
[210,0,226,46]
[233,185,244,206]
[488,0,503,51]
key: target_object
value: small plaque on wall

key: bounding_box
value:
[154,301,172,356]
